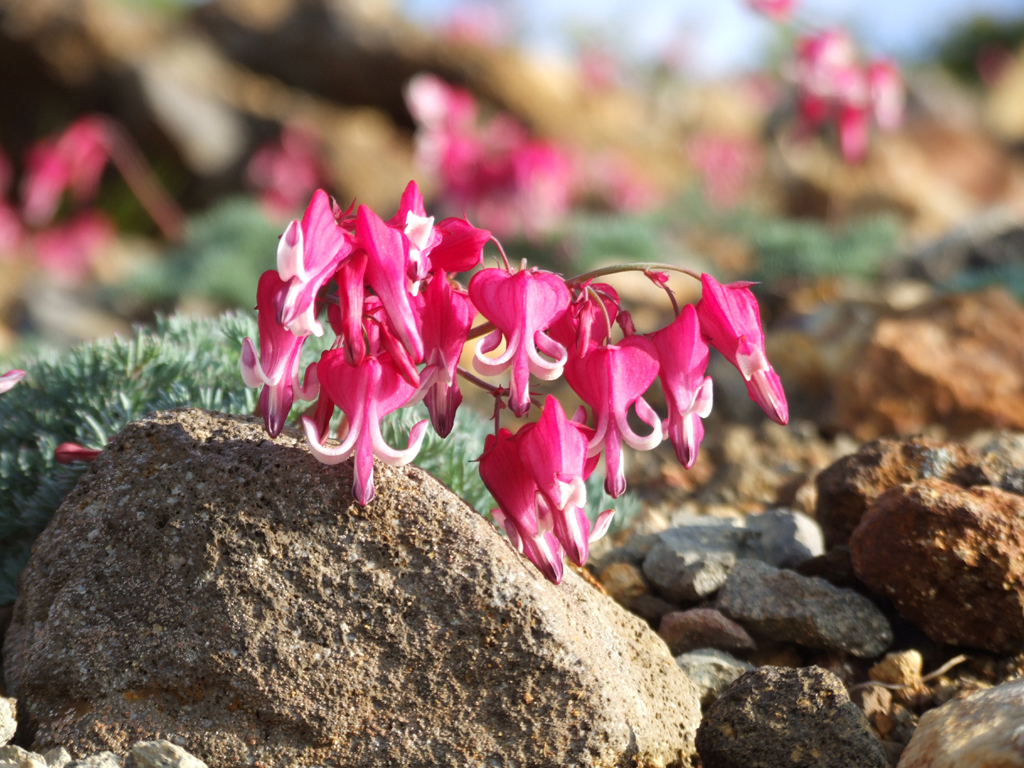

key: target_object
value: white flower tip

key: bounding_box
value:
[277,220,305,282]
[589,509,615,543]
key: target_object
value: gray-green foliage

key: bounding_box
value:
[119,198,282,309]
[0,312,640,602]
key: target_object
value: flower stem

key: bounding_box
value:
[566,263,701,286]
[489,236,511,272]
[466,321,495,341]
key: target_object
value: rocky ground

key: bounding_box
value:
[1,402,1023,767]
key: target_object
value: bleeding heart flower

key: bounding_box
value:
[868,60,904,131]
[547,283,620,356]
[409,272,475,436]
[303,349,428,505]
[0,369,26,394]
[479,427,565,584]
[276,190,355,336]
[469,267,570,417]
[696,273,788,425]
[563,341,662,498]
[357,204,424,362]
[516,396,613,566]
[645,304,713,469]
[240,270,319,437]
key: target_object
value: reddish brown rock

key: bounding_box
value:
[834,289,1024,440]
[815,437,986,548]
[658,609,757,657]
[850,478,1024,652]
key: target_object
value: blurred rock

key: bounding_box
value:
[598,562,649,604]
[626,594,680,627]
[815,436,987,549]
[658,609,756,657]
[0,745,47,767]
[746,508,824,568]
[986,44,1024,143]
[124,741,207,768]
[851,478,1024,652]
[834,289,1024,440]
[69,755,121,768]
[675,649,753,708]
[897,677,1024,768]
[696,666,888,768]
[0,698,13,748]
[870,651,923,688]
[795,545,863,590]
[716,560,892,658]
[42,748,71,768]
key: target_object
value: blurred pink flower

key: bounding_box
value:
[0,369,26,395]
[747,0,796,21]
[688,134,761,208]
[21,116,109,226]
[440,2,508,46]
[0,203,23,258]
[868,60,904,131]
[30,211,114,282]
[246,126,326,218]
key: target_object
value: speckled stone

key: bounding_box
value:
[4,408,700,768]
[696,666,888,768]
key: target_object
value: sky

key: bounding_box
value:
[402,0,1024,77]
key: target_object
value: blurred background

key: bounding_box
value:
[3,0,1024,442]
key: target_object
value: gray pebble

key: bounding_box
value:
[124,741,206,768]
[675,649,753,707]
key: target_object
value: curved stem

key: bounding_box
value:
[489,236,511,272]
[100,118,186,243]
[587,285,613,342]
[466,321,496,341]
[566,262,702,287]
[456,366,542,407]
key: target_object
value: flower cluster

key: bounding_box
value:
[794,30,904,162]
[241,184,788,583]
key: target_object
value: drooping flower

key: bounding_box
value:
[275,190,355,336]
[409,272,475,437]
[0,369,26,394]
[246,125,326,218]
[54,442,102,464]
[329,249,368,365]
[21,116,110,226]
[30,211,115,282]
[240,270,319,437]
[302,348,428,505]
[547,282,619,356]
[695,274,788,425]
[357,204,424,362]
[478,427,565,584]
[868,60,904,131]
[563,341,662,498]
[469,266,570,417]
[644,304,713,469]
[516,396,612,566]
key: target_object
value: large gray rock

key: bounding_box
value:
[4,408,701,768]
[746,508,825,568]
[716,560,892,658]
[125,741,206,768]
[696,666,888,768]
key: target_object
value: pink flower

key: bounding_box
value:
[0,202,24,257]
[695,274,788,425]
[838,105,870,163]
[30,211,114,282]
[479,427,565,584]
[54,442,101,464]
[868,60,904,131]
[246,125,325,217]
[302,349,428,505]
[0,369,26,394]
[240,270,319,437]
[357,204,424,362]
[516,396,613,567]
[688,135,762,208]
[411,272,475,437]
[645,305,713,469]
[563,341,662,498]
[469,267,570,417]
[546,282,620,355]
[22,116,109,226]
[276,190,355,336]
[747,0,795,21]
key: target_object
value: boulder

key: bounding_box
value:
[696,666,888,768]
[850,478,1024,652]
[715,560,892,658]
[4,408,701,768]
[897,677,1024,768]
[815,436,986,549]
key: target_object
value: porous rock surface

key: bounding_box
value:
[815,436,986,549]
[850,477,1024,652]
[715,560,892,658]
[896,677,1024,768]
[4,408,701,768]
[695,666,888,768]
